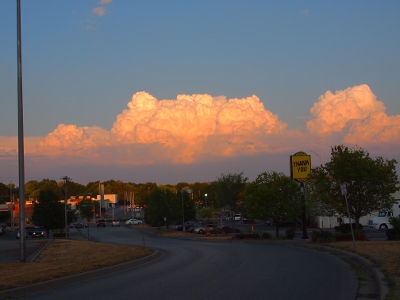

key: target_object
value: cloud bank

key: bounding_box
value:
[1,84,399,183]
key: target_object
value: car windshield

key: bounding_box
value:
[378,211,387,217]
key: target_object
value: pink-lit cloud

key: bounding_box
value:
[306,84,386,135]
[1,84,399,183]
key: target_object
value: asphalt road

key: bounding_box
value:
[19,225,360,300]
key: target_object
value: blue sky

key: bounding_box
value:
[1,1,400,185]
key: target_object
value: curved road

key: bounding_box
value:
[23,226,358,300]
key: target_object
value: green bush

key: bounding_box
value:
[319,230,334,243]
[338,223,363,233]
[235,232,261,239]
[277,234,286,240]
[236,232,245,239]
[335,229,366,241]
[311,230,320,241]
[386,228,397,240]
[335,232,353,241]
[285,227,296,240]
[389,215,400,239]
[261,232,272,239]
[354,229,367,241]
[312,230,336,242]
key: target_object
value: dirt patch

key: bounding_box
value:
[0,239,154,291]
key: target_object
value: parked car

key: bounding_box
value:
[111,219,120,227]
[186,223,202,233]
[69,222,88,228]
[226,214,242,221]
[170,223,182,230]
[29,227,45,238]
[125,218,142,225]
[96,219,107,227]
[194,224,216,234]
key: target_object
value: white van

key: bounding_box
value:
[368,200,400,229]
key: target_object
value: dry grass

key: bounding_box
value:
[326,241,400,299]
[0,239,154,291]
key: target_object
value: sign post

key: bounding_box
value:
[341,184,356,249]
[290,152,311,239]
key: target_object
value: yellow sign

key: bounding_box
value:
[290,152,311,182]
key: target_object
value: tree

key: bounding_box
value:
[246,171,302,238]
[78,199,98,222]
[308,145,399,229]
[214,172,248,212]
[213,172,248,230]
[179,189,196,223]
[146,188,181,227]
[31,190,66,238]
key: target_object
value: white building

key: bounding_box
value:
[96,194,118,207]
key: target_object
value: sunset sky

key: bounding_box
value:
[1,1,400,185]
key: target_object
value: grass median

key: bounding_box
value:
[0,239,154,291]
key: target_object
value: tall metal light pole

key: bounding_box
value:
[310,151,322,167]
[17,0,26,262]
[10,182,14,230]
[205,194,208,208]
[181,190,185,231]
[62,176,70,238]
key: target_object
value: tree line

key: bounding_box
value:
[1,145,398,237]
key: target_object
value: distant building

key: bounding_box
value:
[96,194,118,207]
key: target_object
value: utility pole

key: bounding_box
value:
[17,0,26,263]
[10,182,14,230]
[62,176,70,238]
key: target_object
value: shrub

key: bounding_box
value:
[222,226,241,234]
[277,234,286,240]
[389,215,400,239]
[336,232,354,241]
[261,232,272,239]
[386,228,397,240]
[339,223,363,233]
[318,230,334,243]
[285,227,296,240]
[311,230,320,241]
[335,229,366,241]
[312,230,336,242]
[354,229,367,241]
[236,232,245,239]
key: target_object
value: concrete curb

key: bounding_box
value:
[302,244,389,300]
[0,250,164,300]
[27,238,53,262]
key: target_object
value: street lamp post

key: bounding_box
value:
[205,194,208,208]
[181,190,185,232]
[62,176,70,239]
[310,151,322,167]
[10,182,14,230]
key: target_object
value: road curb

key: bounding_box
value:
[301,244,389,300]
[0,249,164,300]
